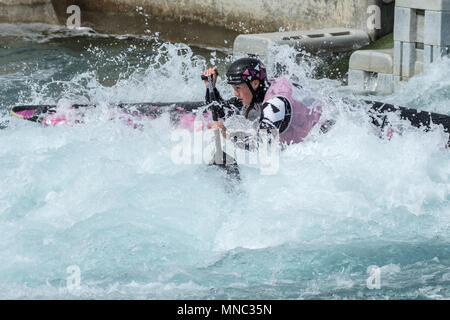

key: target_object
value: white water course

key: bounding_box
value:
[0,24,449,299]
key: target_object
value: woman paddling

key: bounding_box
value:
[203,57,325,150]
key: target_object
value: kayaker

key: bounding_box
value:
[203,57,324,150]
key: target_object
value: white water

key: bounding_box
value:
[0,25,449,299]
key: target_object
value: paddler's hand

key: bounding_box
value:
[207,121,227,139]
[203,67,218,89]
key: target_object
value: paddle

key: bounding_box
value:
[205,74,240,180]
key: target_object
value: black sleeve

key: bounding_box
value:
[205,87,223,104]
[205,87,243,119]
[221,97,244,118]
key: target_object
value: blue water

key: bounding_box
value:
[0,23,449,299]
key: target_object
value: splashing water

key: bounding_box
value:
[0,24,449,299]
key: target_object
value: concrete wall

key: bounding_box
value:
[49,0,394,39]
[0,0,58,24]
[1,0,395,44]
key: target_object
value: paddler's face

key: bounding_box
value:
[231,80,260,106]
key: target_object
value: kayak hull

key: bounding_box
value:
[10,100,450,145]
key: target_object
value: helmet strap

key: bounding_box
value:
[245,80,268,105]
[245,81,257,105]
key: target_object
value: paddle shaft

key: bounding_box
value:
[207,75,224,164]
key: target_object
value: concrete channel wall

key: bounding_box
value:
[0,0,58,24]
[348,0,450,95]
[2,0,394,40]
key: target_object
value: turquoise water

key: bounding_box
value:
[0,23,449,299]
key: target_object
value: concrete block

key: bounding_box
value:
[416,10,425,43]
[396,0,450,11]
[233,34,273,57]
[415,59,424,75]
[424,44,433,65]
[424,10,450,46]
[233,28,370,57]
[401,42,416,78]
[348,0,450,94]
[394,7,417,42]
[393,40,424,79]
[393,41,403,76]
[349,49,394,74]
[0,0,58,24]
[415,45,424,62]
